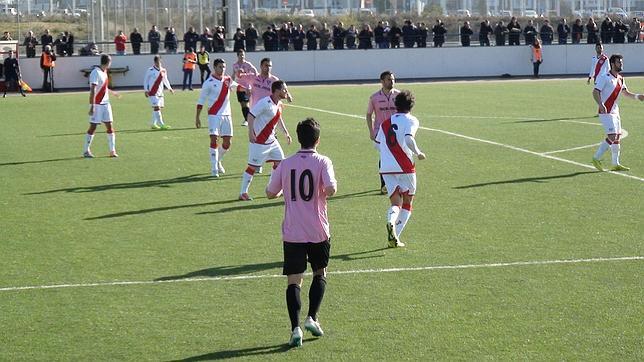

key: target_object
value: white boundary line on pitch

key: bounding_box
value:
[0,256,641,293]
[287,104,644,183]
[542,129,629,155]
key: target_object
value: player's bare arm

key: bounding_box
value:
[109,89,121,99]
[592,88,607,113]
[365,111,375,140]
[324,185,337,197]
[247,113,257,143]
[278,117,292,145]
[195,106,202,128]
[621,88,644,101]
[88,84,95,115]
[405,134,426,160]
[266,188,282,199]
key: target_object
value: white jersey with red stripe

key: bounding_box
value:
[594,72,627,115]
[196,75,241,116]
[249,95,282,145]
[589,54,609,82]
[375,112,420,174]
[89,67,109,105]
[144,66,172,97]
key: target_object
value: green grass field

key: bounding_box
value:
[1,78,643,360]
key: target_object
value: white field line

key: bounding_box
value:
[1,256,641,293]
[288,104,644,183]
[542,129,630,155]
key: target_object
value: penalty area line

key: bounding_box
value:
[0,256,642,293]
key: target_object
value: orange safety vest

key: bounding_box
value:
[183,53,196,70]
[532,47,542,62]
[42,52,55,68]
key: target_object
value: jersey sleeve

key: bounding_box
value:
[249,98,267,118]
[594,74,606,92]
[621,78,627,91]
[405,116,420,137]
[266,161,284,195]
[321,157,337,191]
[588,57,596,78]
[197,82,209,106]
[366,95,375,114]
[143,69,152,91]
[89,69,99,85]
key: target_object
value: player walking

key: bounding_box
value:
[375,90,426,248]
[195,58,247,177]
[83,54,120,158]
[232,49,257,127]
[587,42,609,85]
[239,80,292,200]
[366,71,400,194]
[591,54,644,172]
[266,118,337,347]
[144,55,174,130]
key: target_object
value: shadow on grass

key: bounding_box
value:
[0,157,84,166]
[85,199,240,220]
[38,127,198,138]
[453,171,597,189]
[169,339,318,361]
[155,247,387,281]
[510,115,596,124]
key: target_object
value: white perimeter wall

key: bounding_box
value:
[16,44,644,90]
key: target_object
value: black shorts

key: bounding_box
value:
[236,90,249,103]
[283,239,330,275]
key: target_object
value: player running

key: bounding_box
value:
[232,49,257,127]
[266,118,337,347]
[587,42,609,85]
[239,80,292,200]
[591,54,644,172]
[195,58,247,177]
[375,90,426,248]
[83,54,120,158]
[143,55,174,130]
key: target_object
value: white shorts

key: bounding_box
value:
[148,95,164,108]
[599,113,621,134]
[90,104,113,124]
[382,173,417,197]
[248,142,285,167]
[208,115,233,136]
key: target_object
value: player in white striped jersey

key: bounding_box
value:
[144,55,174,130]
[591,54,644,172]
[375,90,426,247]
[195,58,248,177]
[587,42,610,85]
[238,80,292,200]
[83,54,121,158]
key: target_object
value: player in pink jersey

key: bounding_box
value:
[195,58,247,177]
[266,118,337,347]
[366,71,400,194]
[587,42,610,85]
[239,80,292,201]
[232,49,257,127]
[83,54,121,158]
[591,54,644,172]
[375,90,426,248]
[144,55,174,130]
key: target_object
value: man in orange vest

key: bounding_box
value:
[40,44,56,92]
[530,38,543,78]
[182,47,197,91]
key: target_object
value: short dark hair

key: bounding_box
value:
[100,54,111,65]
[260,57,271,66]
[609,53,623,65]
[271,80,286,93]
[153,55,161,64]
[380,70,393,81]
[394,90,415,113]
[236,49,245,56]
[213,58,225,67]
[297,118,321,149]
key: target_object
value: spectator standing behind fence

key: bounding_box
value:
[40,45,56,92]
[233,28,246,52]
[586,18,599,44]
[374,21,386,48]
[148,25,161,54]
[540,20,554,45]
[279,23,291,51]
[3,50,25,98]
[23,31,38,58]
[262,26,276,51]
[1,31,12,40]
[130,28,143,55]
[507,17,521,45]
[293,25,305,51]
[600,17,613,43]
[41,29,53,50]
[114,31,127,55]
[494,20,508,46]
[182,48,197,91]
[557,19,570,44]
[184,26,199,52]
[358,24,373,49]
[164,28,178,53]
[390,22,402,48]
[333,22,346,49]
[67,32,75,56]
[572,18,584,44]
[479,19,493,46]
[306,25,319,50]
[197,45,211,83]
[402,20,416,48]
[54,32,67,56]
[524,20,537,45]
[200,28,213,52]
[530,38,543,78]
[432,19,446,47]
[460,21,473,46]
[627,18,641,43]
[319,23,331,50]
[246,23,258,51]
[416,22,428,47]
[613,19,627,43]
[345,25,357,49]
[214,27,226,52]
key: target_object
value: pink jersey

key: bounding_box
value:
[367,88,400,136]
[233,60,258,88]
[594,72,627,115]
[267,150,337,243]
[375,112,420,174]
[249,95,282,145]
[589,54,609,82]
[89,67,109,105]
[242,73,279,107]
[196,75,242,116]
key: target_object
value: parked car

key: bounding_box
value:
[330,8,349,16]
[523,10,538,18]
[297,9,315,17]
[499,10,512,17]
[456,9,471,17]
[358,8,374,16]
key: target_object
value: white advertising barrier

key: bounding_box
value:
[16,44,644,90]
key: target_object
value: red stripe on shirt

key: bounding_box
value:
[208,77,230,115]
[255,109,281,144]
[94,81,108,104]
[148,71,164,95]
[593,55,607,79]
[602,75,622,114]
[381,118,415,173]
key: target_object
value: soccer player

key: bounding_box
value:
[83,54,120,158]
[195,58,247,177]
[239,80,292,201]
[266,118,337,347]
[143,55,174,130]
[587,42,609,85]
[366,71,400,194]
[375,90,426,248]
[232,49,257,127]
[591,54,644,172]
